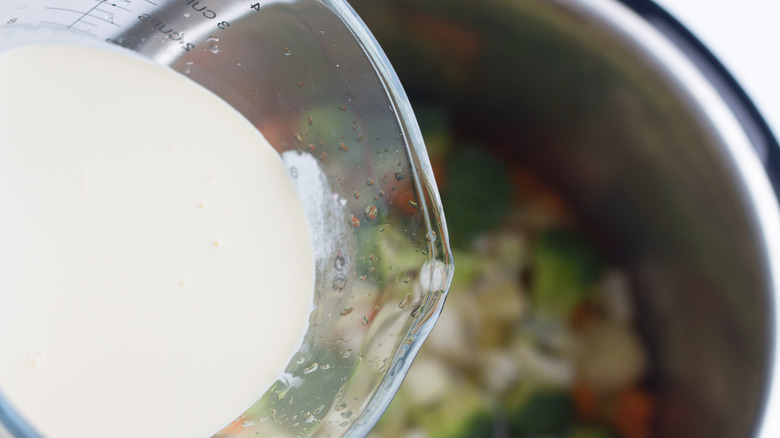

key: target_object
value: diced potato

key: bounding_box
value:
[476,277,526,324]
[479,349,521,393]
[423,288,480,364]
[595,270,635,324]
[513,337,576,388]
[402,357,453,407]
[577,320,647,393]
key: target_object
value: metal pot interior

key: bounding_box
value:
[349,0,776,436]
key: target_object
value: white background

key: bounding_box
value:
[653,0,780,140]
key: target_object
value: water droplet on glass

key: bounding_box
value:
[303,362,319,374]
[283,47,291,56]
[425,231,437,242]
[207,36,220,54]
[183,11,191,17]
[364,205,378,221]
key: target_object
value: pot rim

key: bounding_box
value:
[577,0,780,436]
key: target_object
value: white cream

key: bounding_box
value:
[0,44,314,437]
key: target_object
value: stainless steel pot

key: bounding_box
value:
[348,0,780,436]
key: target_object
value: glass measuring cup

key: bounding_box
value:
[0,1,453,436]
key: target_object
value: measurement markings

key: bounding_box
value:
[144,0,158,5]
[90,8,122,27]
[44,6,92,15]
[39,20,95,36]
[111,4,133,13]
[38,19,69,29]
[67,0,107,29]
[74,19,98,27]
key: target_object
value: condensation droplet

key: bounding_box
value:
[183,11,191,17]
[303,362,319,374]
[425,230,437,242]
[283,47,291,56]
[364,205,378,221]
[207,36,220,54]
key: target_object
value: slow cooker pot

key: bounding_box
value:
[347,0,780,436]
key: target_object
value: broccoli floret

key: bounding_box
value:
[568,426,616,438]
[416,384,496,438]
[508,389,574,436]
[530,229,603,319]
[442,146,512,248]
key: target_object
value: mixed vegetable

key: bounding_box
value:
[370,106,654,438]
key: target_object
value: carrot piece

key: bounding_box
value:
[569,301,596,330]
[572,382,601,422]
[614,386,654,438]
